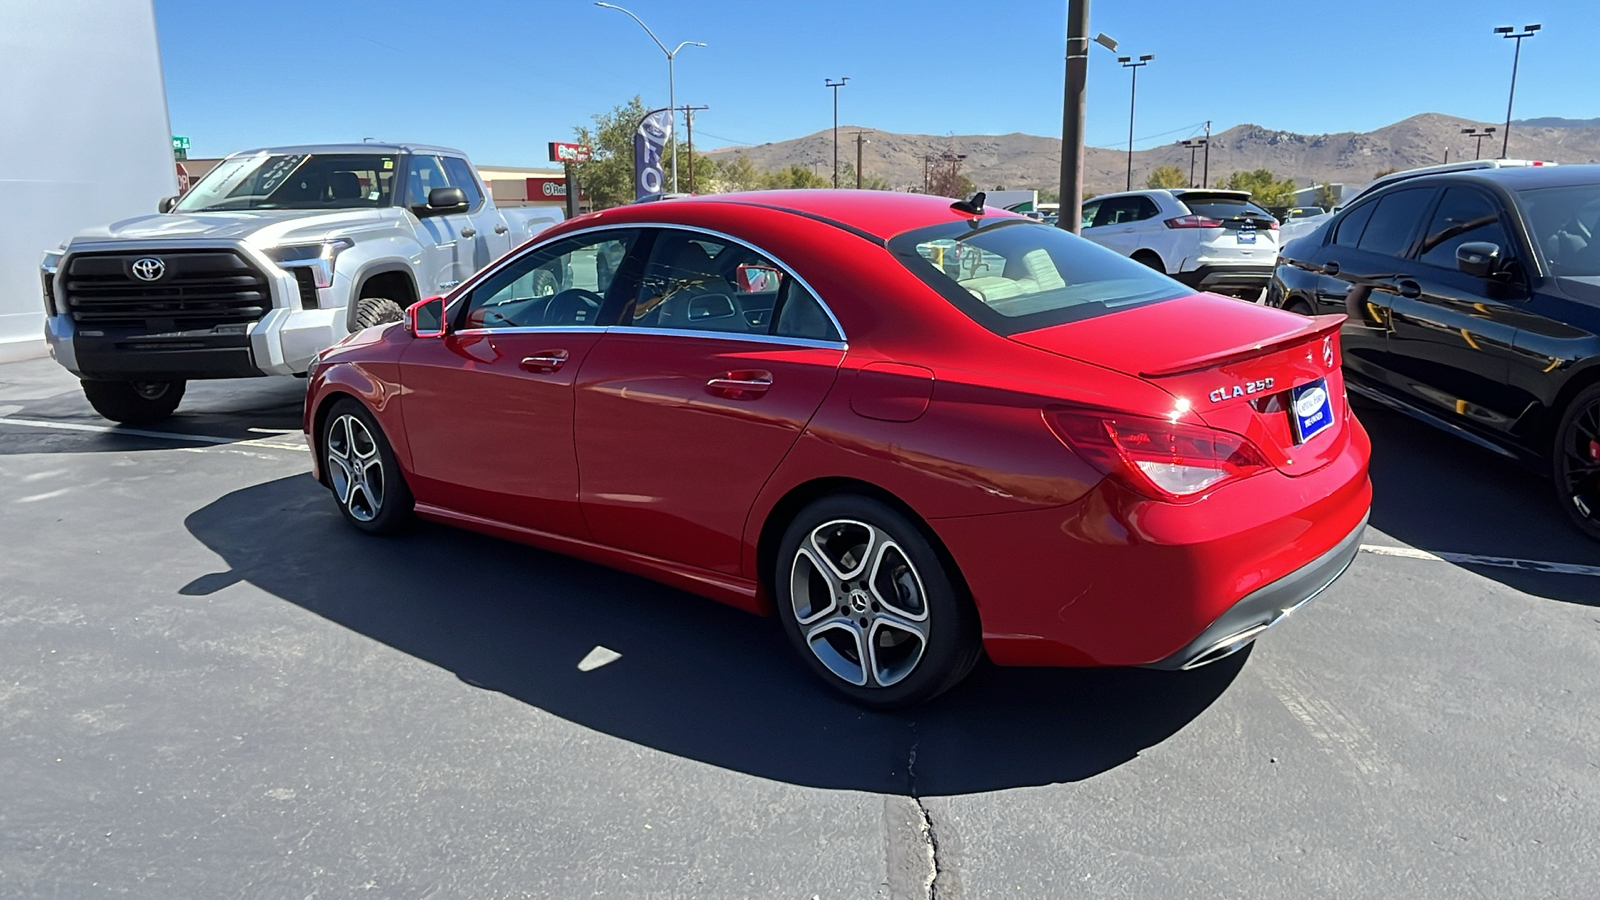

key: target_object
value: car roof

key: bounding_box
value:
[1449,163,1600,190]
[224,143,468,158]
[596,189,1027,240]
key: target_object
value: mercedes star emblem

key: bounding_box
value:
[130,257,165,282]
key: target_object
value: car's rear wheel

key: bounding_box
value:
[80,379,185,425]
[322,398,413,534]
[774,495,980,708]
[1284,297,1314,316]
[1132,250,1165,272]
[1553,383,1600,542]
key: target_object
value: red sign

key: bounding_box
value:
[175,162,191,194]
[527,177,586,201]
[548,142,592,163]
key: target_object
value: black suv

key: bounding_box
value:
[1268,165,1600,540]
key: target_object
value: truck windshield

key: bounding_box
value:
[174,153,399,212]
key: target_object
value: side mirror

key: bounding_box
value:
[1456,241,1501,279]
[158,196,179,213]
[416,186,468,217]
[406,295,447,338]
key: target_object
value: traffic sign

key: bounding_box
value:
[172,136,190,151]
[548,142,591,163]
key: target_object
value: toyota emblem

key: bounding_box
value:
[1322,336,1335,370]
[130,257,165,282]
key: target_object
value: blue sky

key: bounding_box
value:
[154,0,1592,166]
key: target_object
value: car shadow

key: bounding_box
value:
[1360,402,1598,606]
[183,474,1246,796]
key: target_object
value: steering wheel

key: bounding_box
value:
[542,288,605,326]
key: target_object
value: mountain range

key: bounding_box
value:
[706,114,1600,196]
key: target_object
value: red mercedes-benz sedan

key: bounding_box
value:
[304,190,1371,708]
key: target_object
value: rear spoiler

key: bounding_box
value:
[1140,314,1345,378]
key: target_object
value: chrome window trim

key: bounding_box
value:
[446,220,850,342]
[608,325,845,351]
[454,325,611,336]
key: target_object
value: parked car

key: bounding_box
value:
[41,143,561,424]
[1079,189,1279,298]
[1280,161,1554,245]
[1269,164,1600,540]
[305,190,1371,707]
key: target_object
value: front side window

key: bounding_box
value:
[174,153,398,211]
[440,157,485,210]
[460,229,639,329]
[627,230,840,341]
[1356,188,1436,257]
[1080,201,1101,230]
[890,217,1188,334]
[405,155,451,208]
[1416,188,1511,270]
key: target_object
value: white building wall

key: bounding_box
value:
[0,0,176,359]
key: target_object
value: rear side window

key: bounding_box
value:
[1416,188,1510,269]
[1356,188,1436,257]
[1092,196,1159,227]
[1333,201,1376,247]
[889,217,1188,334]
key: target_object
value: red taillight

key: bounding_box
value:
[1045,408,1271,501]
[1165,215,1224,229]
[1267,220,1279,230]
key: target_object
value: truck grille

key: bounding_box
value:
[62,250,271,330]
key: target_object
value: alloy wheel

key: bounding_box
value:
[789,519,930,688]
[326,413,386,523]
[1559,396,1600,525]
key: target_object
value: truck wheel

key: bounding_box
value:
[353,297,405,330]
[80,379,186,425]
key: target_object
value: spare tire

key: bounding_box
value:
[353,297,405,330]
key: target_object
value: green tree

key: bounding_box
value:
[707,153,762,193]
[1037,186,1060,205]
[760,165,832,190]
[1214,169,1298,209]
[1373,166,1399,179]
[1146,165,1188,189]
[835,161,892,191]
[1314,182,1338,210]
[572,96,657,209]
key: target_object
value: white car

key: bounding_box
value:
[1079,189,1279,298]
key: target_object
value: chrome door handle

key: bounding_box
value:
[494,224,509,234]
[1393,278,1422,299]
[461,227,478,238]
[520,350,569,373]
[439,279,461,289]
[706,372,772,399]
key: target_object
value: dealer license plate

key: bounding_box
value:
[1291,377,1334,444]
[1236,230,1257,244]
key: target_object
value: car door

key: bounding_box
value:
[573,227,847,577]
[400,228,645,537]
[1085,196,1156,258]
[405,154,473,294]
[1313,187,1438,389]
[1384,185,1531,433]
[442,155,510,270]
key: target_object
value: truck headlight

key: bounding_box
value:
[40,248,64,317]
[265,238,354,289]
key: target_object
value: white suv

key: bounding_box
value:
[1079,189,1279,298]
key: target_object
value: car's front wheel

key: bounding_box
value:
[322,398,413,534]
[775,495,980,708]
[80,379,185,425]
[1553,383,1600,542]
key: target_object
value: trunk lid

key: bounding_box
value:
[1014,292,1348,475]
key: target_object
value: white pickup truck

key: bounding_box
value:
[40,143,561,423]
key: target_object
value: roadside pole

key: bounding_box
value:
[1058,0,1090,233]
[564,162,579,217]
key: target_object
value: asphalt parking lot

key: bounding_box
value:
[2,354,1597,899]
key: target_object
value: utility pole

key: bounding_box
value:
[1118,53,1154,191]
[853,131,869,189]
[825,77,849,188]
[678,103,709,193]
[1057,0,1091,233]
[1495,24,1540,158]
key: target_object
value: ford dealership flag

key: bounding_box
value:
[633,107,673,201]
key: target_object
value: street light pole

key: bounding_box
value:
[825,78,849,188]
[1180,137,1207,188]
[1118,54,1153,191]
[1461,126,1497,161]
[595,2,705,193]
[1494,24,1540,159]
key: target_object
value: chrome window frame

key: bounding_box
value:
[444,221,849,348]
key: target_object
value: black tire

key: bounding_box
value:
[774,495,981,709]
[1132,250,1165,272]
[1552,383,1600,542]
[80,379,185,425]
[321,398,414,535]
[1284,297,1315,316]
[353,297,405,330]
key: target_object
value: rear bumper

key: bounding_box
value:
[1141,512,1366,670]
[1173,264,1274,291]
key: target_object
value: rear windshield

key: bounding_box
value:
[888,217,1188,334]
[1178,195,1275,220]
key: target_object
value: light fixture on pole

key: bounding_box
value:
[1179,137,1208,188]
[1461,126,1497,160]
[826,77,849,188]
[1118,54,1154,191]
[595,2,705,193]
[1493,23,1540,159]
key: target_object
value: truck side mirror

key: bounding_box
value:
[158,196,179,213]
[1456,241,1500,279]
[420,187,468,216]
[407,296,447,338]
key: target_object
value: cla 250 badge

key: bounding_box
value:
[1208,377,1275,403]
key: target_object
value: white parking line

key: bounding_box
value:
[1360,544,1600,578]
[0,416,306,451]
